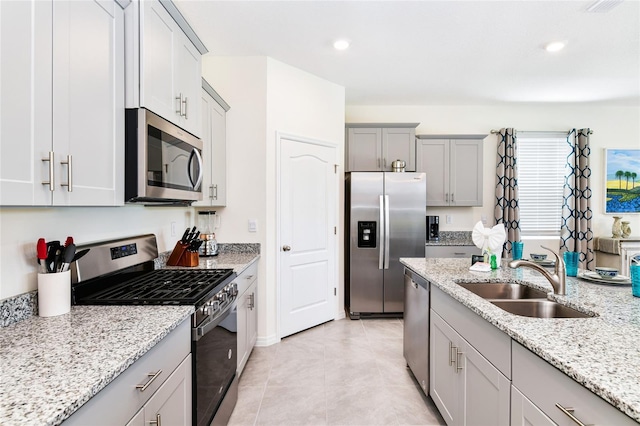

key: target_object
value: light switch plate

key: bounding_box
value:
[248,219,257,232]
[446,215,452,224]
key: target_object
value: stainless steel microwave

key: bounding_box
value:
[125,108,203,205]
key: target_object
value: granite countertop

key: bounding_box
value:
[400,257,640,422]
[0,305,193,426]
[0,250,260,425]
[425,231,475,246]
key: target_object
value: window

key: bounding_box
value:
[517,132,570,237]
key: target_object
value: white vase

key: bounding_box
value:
[612,216,623,238]
[622,221,631,238]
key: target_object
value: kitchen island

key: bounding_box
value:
[401,257,640,423]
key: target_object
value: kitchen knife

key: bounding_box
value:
[180,228,190,244]
[59,243,76,272]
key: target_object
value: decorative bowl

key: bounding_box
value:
[530,253,547,261]
[595,267,618,278]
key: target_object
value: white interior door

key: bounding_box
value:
[279,134,337,338]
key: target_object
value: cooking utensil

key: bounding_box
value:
[64,236,74,247]
[59,243,76,272]
[71,248,90,263]
[46,241,61,273]
[37,238,48,273]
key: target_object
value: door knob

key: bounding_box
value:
[282,245,291,251]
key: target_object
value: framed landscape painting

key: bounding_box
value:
[605,148,640,214]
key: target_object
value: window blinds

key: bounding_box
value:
[517,132,570,236]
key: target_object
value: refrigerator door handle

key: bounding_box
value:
[379,195,385,270]
[384,194,390,269]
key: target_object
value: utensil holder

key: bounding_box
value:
[38,270,71,317]
[166,241,199,267]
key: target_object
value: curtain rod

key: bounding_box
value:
[490,129,594,135]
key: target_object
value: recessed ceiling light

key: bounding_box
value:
[333,40,350,51]
[544,41,566,52]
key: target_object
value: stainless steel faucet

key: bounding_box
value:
[508,246,566,295]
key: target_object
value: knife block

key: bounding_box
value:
[166,242,199,267]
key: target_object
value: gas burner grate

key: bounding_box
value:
[77,269,234,306]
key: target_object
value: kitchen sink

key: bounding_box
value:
[490,300,594,318]
[457,282,548,299]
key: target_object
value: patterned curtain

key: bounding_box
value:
[560,129,594,270]
[494,128,520,258]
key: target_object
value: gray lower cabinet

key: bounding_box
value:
[511,386,555,426]
[425,245,480,259]
[430,311,510,426]
[126,354,192,426]
[430,287,511,426]
[512,341,638,426]
[63,320,191,425]
[237,261,258,376]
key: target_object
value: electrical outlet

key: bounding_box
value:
[446,215,452,224]
[248,219,257,232]
[481,215,487,225]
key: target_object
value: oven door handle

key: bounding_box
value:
[193,300,236,342]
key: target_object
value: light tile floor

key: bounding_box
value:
[228,318,445,426]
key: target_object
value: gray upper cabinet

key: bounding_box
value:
[0,0,125,206]
[416,135,485,207]
[346,123,419,172]
[125,0,206,138]
[193,80,229,207]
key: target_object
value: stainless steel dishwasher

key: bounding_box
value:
[403,267,430,395]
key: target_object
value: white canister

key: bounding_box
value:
[37,270,71,317]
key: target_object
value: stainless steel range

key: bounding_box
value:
[71,234,238,426]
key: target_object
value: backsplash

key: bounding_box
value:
[0,291,38,327]
[2,243,260,328]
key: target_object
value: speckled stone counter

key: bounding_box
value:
[157,251,260,275]
[400,257,640,422]
[425,231,474,246]
[0,305,193,425]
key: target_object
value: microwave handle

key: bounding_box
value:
[188,148,204,190]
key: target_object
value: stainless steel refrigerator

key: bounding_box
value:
[345,172,426,318]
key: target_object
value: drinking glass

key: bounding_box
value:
[631,264,640,298]
[512,241,523,260]
[563,251,579,277]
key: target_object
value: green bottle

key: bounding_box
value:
[490,254,498,270]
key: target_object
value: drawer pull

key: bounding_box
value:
[456,349,464,372]
[449,341,456,366]
[149,413,161,426]
[556,404,591,426]
[136,370,162,392]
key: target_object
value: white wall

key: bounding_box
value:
[346,104,640,255]
[202,56,345,344]
[0,205,193,299]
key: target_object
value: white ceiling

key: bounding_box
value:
[173,0,640,106]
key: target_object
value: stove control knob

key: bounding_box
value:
[229,283,238,296]
[216,292,227,302]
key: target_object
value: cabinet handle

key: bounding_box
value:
[183,96,188,119]
[456,349,464,373]
[383,158,387,168]
[556,404,590,426]
[149,413,161,426]
[176,93,183,115]
[451,193,454,203]
[60,155,72,192]
[212,184,218,200]
[449,341,456,366]
[445,193,449,202]
[454,252,466,256]
[249,292,255,310]
[135,370,162,392]
[42,151,55,191]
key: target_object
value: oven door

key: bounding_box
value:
[192,301,238,426]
